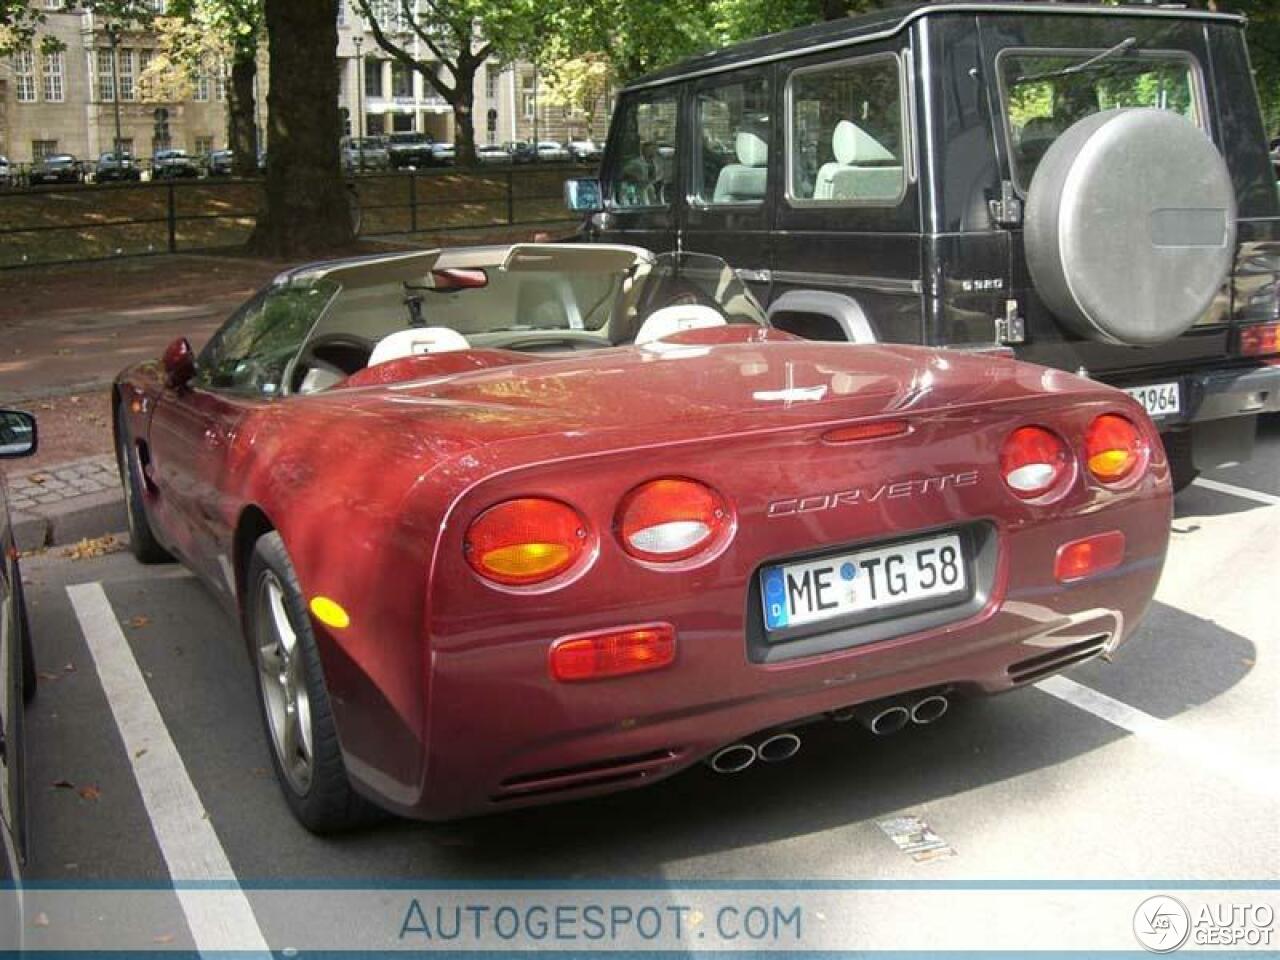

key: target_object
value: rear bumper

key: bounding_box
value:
[346,493,1171,822]
[1143,361,1280,428]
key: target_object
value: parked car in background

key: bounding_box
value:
[341,137,390,173]
[575,0,1280,490]
[0,156,10,188]
[1,409,39,939]
[385,132,434,169]
[151,149,200,179]
[504,140,536,164]
[206,149,233,176]
[426,142,455,166]
[114,244,1171,831]
[94,151,141,183]
[477,144,512,165]
[536,140,570,163]
[568,139,603,163]
[28,154,82,186]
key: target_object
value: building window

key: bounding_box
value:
[43,0,61,8]
[522,92,535,120]
[336,0,345,26]
[32,139,58,160]
[195,135,213,155]
[14,50,36,103]
[118,48,135,101]
[391,61,411,98]
[146,0,166,12]
[486,65,498,102]
[195,73,210,101]
[42,50,65,102]
[96,48,115,102]
[115,137,134,155]
[364,58,382,99]
[215,73,226,101]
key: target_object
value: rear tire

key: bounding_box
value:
[1163,430,1200,493]
[247,531,382,833]
[115,404,172,563]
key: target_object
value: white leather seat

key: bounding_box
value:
[635,304,726,345]
[368,326,470,367]
[813,120,903,202]
[713,131,769,203]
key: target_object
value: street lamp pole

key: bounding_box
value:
[354,35,364,173]
[107,24,124,160]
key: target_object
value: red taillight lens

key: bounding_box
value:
[465,498,587,586]
[1000,426,1071,499]
[1086,414,1145,483]
[549,624,676,682]
[617,478,730,562]
[1055,531,1126,582]
[1239,322,1280,357]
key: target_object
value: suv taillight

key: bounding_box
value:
[1239,322,1280,357]
[1000,426,1071,499]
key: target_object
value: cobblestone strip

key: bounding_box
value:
[6,454,118,514]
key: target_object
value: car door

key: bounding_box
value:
[681,67,776,306]
[147,280,338,596]
[595,87,684,254]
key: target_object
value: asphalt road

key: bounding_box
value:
[12,417,1280,949]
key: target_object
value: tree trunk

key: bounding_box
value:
[821,0,846,21]
[452,62,479,167]
[248,0,352,257]
[227,53,259,179]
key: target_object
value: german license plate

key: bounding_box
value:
[1124,382,1181,418]
[761,533,967,632]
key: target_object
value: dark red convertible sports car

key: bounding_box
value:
[114,244,1171,831]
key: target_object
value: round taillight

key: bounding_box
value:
[617,478,730,563]
[465,498,588,586]
[1086,414,1144,483]
[1000,426,1071,499]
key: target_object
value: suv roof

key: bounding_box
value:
[624,0,1243,90]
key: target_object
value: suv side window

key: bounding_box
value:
[788,55,906,206]
[196,279,339,396]
[608,93,680,209]
[999,49,1203,190]
[694,77,771,205]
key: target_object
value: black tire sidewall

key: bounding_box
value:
[114,404,171,564]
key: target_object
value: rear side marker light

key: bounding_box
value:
[1086,414,1145,484]
[617,478,731,563]
[822,420,910,444]
[465,498,588,586]
[1055,531,1126,583]
[1000,426,1071,499]
[549,624,676,682]
[1239,322,1280,357]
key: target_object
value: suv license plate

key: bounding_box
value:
[761,533,967,632]
[1124,382,1181,418]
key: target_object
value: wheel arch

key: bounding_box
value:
[766,290,878,343]
[233,505,277,619]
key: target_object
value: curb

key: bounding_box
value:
[12,488,126,551]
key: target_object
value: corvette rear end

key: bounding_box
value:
[304,338,1171,820]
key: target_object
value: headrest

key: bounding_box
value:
[635,304,726,346]
[368,326,470,367]
[736,130,769,168]
[832,121,896,165]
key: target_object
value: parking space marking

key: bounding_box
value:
[1193,477,1280,507]
[67,582,270,956]
[1037,675,1279,797]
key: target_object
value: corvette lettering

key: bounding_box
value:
[767,470,980,517]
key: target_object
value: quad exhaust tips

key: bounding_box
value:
[706,730,802,773]
[910,693,950,725]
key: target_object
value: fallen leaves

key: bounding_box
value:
[51,778,102,801]
[128,614,151,629]
[63,535,124,560]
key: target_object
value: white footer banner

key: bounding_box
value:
[2,886,1277,953]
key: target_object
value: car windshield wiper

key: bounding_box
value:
[1015,37,1139,84]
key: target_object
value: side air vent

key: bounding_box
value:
[1008,634,1110,685]
[494,748,682,801]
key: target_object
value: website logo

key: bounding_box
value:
[1133,895,1191,953]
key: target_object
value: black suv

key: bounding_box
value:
[385,132,434,169]
[569,1,1280,487]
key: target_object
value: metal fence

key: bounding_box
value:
[0,165,580,269]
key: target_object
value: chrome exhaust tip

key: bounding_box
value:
[854,702,911,736]
[910,694,949,725]
[827,707,856,723]
[706,742,757,774]
[756,731,802,763]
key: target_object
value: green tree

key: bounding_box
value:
[351,0,541,166]
[1,0,154,55]
[539,53,612,139]
[247,0,351,256]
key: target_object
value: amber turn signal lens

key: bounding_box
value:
[1085,414,1144,483]
[465,498,588,586]
[617,478,730,563]
[549,624,676,682]
[1055,531,1126,583]
[1000,426,1071,499]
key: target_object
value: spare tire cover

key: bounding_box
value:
[1024,109,1236,346]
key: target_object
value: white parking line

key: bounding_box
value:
[1036,674,1280,797]
[66,582,270,957]
[1192,477,1280,507]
